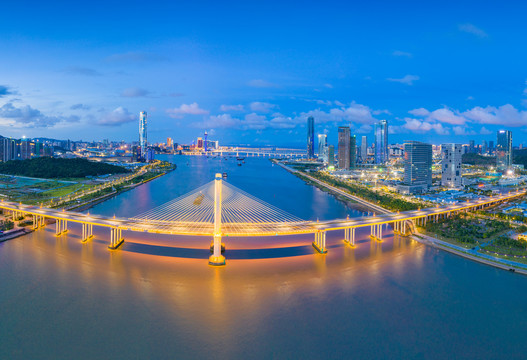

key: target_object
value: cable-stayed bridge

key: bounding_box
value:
[0,173,524,266]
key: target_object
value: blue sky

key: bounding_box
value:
[1,0,527,147]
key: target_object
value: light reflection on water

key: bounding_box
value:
[1,156,527,359]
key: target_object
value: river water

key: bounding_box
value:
[1,155,526,359]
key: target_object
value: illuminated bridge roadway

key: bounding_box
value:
[0,173,524,266]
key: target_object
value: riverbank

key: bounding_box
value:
[275,160,392,215]
[0,227,32,243]
[413,232,527,275]
[65,170,171,212]
[277,160,527,275]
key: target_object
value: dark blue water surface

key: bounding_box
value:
[1,155,526,359]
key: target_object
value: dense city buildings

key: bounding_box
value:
[374,120,388,164]
[318,134,328,163]
[307,116,315,159]
[441,143,463,188]
[398,141,432,194]
[139,111,148,158]
[350,135,356,169]
[328,145,335,167]
[338,126,351,169]
[497,130,512,172]
[360,136,367,163]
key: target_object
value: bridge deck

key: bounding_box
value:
[0,190,523,237]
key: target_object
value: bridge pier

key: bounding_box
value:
[81,223,94,243]
[32,215,45,230]
[370,224,383,242]
[108,227,124,249]
[312,230,327,253]
[344,227,356,247]
[209,234,226,266]
[55,219,68,236]
[209,173,226,266]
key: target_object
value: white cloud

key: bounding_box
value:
[458,23,488,38]
[121,87,150,97]
[392,50,412,57]
[462,104,527,126]
[324,83,333,88]
[250,102,277,113]
[480,126,492,135]
[402,118,449,135]
[98,107,135,126]
[167,102,209,118]
[0,102,79,128]
[387,75,420,85]
[219,104,244,112]
[247,79,278,88]
[409,108,430,117]
[410,107,465,125]
[452,126,476,136]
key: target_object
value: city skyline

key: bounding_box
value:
[1,1,527,146]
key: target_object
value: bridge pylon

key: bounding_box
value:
[209,173,226,266]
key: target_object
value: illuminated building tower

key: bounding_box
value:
[338,126,351,169]
[361,136,367,163]
[441,144,462,188]
[197,137,203,149]
[167,137,173,150]
[350,135,356,169]
[139,111,147,158]
[307,116,315,159]
[496,130,512,172]
[204,132,208,152]
[401,141,432,193]
[374,120,388,164]
[318,134,328,162]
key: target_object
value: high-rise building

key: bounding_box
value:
[361,136,367,163]
[139,111,148,158]
[496,130,512,172]
[167,137,173,150]
[19,139,32,160]
[307,116,315,158]
[489,140,494,154]
[204,132,208,152]
[441,144,462,188]
[482,140,488,155]
[398,141,432,194]
[197,137,203,149]
[338,127,351,169]
[0,137,16,162]
[375,120,388,164]
[350,135,356,169]
[317,134,328,162]
[469,140,475,154]
[328,145,335,167]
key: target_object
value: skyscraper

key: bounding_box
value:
[361,136,367,163]
[307,116,315,159]
[338,127,351,169]
[350,135,356,169]
[139,111,147,158]
[328,145,335,167]
[482,140,488,155]
[375,120,388,164]
[317,134,328,162]
[441,144,462,188]
[398,141,432,194]
[496,130,512,172]
[469,140,475,154]
[489,140,494,154]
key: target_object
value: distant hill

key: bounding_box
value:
[462,153,495,166]
[513,149,527,168]
[0,157,129,178]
